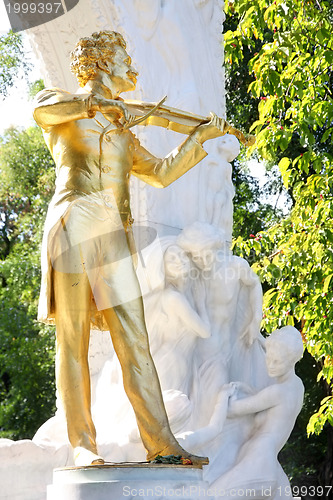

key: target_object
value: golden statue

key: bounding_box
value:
[34,30,234,468]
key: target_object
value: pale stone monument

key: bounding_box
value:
[0,1,304,499]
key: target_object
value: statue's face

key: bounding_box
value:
[190,247,216,271]
[164,245,190,280]
[105,45,138,92]
[265,344,290,378]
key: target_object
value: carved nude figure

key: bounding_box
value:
[33,31,226,466]
[178,222,262,354]
[177,222,264,424]
[213,326,304,499]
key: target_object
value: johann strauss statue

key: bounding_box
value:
[33,30,228,467]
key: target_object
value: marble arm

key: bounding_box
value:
[169,291,210,338]
[227,384,278,418]
[237,260,263,345]
[177,387,232,449]
[231,382,256,396]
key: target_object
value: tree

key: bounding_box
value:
[224,0,333,487]
[0,125,56,439]
[232,158,284,238]
[0,27,55,438]
[224,10,288,240]
[0,31,31,97]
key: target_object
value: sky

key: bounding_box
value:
[0,2,42,133]
[0,0,9,33]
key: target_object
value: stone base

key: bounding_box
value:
[47,463,209,500]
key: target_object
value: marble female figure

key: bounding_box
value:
[147,244,210,396]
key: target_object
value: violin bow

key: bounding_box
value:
[124,95,168,130]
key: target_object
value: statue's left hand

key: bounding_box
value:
[191,112,226,145]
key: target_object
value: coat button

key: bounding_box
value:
[102,166,111,173]
[103,195,113,207]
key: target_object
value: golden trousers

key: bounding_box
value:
[53,265,180,459]
[51,200,180,458]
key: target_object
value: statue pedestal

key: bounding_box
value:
[47,463,209,500]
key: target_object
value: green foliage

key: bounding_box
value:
[225,2,333,487]
[226,0,333,438]
[232,157,285,238]
[28,79,45,100]
[0,31,31,97]
[224,11,289,239]
[0,126,56,439]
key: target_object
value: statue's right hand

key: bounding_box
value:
[92,97,135,124]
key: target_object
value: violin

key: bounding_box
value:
[122,95,255,147]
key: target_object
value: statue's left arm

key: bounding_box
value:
[131,114,224,187]
[131,135,207,188]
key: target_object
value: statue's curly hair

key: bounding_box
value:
[70,31,126,87]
